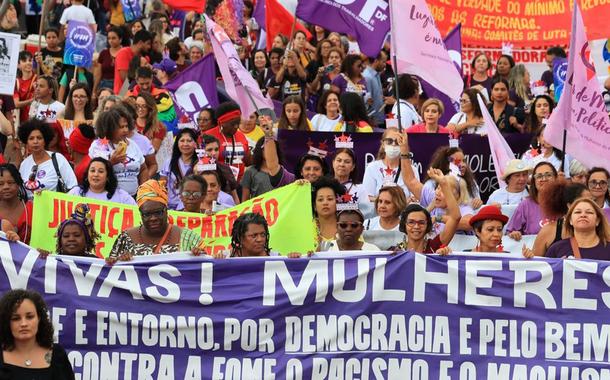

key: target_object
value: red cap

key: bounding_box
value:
[469,205,509,227]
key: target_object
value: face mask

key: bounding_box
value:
[385,145,401,158]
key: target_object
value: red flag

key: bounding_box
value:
[265,0,311,51]
[162,0,205,13]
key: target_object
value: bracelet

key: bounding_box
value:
[400,152,413,159]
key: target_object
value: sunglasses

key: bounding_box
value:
[383,138,399,146]
[337,222,362,229]
[589,180,608,188]
[181,191,203,198]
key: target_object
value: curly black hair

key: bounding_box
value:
[80,157,119,199]
[311,176,346,216]
[0,164,27,201]
[230,212,270,257]
[94,108,123,140]
[17,119,54,148]
[0,289,54,350]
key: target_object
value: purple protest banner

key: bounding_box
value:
[295,0,390,57]
[2,240,610,378]
[420,24,462,126]
[553,57,568,103]
[165,53,219,123]
[63,21,95,68]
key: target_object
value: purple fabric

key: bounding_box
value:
[506,197,543,235]
[546,239,610,260]
[252,0,265,30]
[604,208,610,222]
[420,24,462,126]
[165,53,219,123]
[331,74,367,96]
[295,0,390,57]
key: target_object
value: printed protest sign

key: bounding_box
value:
[63,20,95,68]
[121,0,142,22]
[30,183,316,257]
[0,32,20,95]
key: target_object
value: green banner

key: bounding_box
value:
[30,183,316,257]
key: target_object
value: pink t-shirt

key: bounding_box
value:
[407,123,451,134]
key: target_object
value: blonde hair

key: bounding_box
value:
[376,127,399,160]
[427,176,469,212]
[563,197,610,245]
[421,98,444,117]
[509,64,532,104]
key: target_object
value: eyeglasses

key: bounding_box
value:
[383,138,399,146]
[533,172,555,181]
[72,95,87,99]
[406,219,427,227]
[135,104,148,110]
[244,232,267,240]
[337,222,362,229]
[589,180,608,189]
[181,191,202,198]
[140,207,166,219]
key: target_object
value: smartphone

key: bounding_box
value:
[324,64,334,74]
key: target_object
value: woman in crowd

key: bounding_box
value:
[197,108,216,134]
[306,38,332,83]
[276,96,311,131]
[69,124,95,184]
[201,171,236,213]
[569,160,589,185]
[523,125,569,173]
[242,133,295,200]
[119,103,158,179]
[393,169,460,253]
[295,154,329,183]
[365,186,406,231]
[493,54,515,82]
[0,164,32,243]
[447,88,485,135]
[54,204,100,257]
[331,148,368,207]
[489,78,524,134]
[487,159,531,205]
[467,205,510,253]
[428,174,474,234]
[544,198,610,260]
[312,177,346,249]
[249,50,269,81]
[309,47,343,100]
[508,64,533,109]
[28,76,64,124]
[258,48,283,94]
[189,41,204,63]
[268,50,307,101]
[525,94,554,134]
[588,167,610,209]
[331,54,367,98]
[93,26,123,96]
[61,83,94,138]
[292,30,314,68]
[160,128,198,210]
[178,175,207,213]
[98,95,121,114]
[88,108,147,196]
[199,134,239,204]
[464,53,493,95]
[362,127,419,200]
[239,113,264,148]
[340,93,374,132]
[506,161,558,240]
[311,90,343,132]
[328,32,342,50]
[272,34,288,50]
[108,180,204,260]
[328,209,380,251]
[153,57,178,86]
[135,92,167,153]
[391,74,421,128]
[130,19,146,36]
[532,180,590,256]
[14,51,36,124]
[18,119,77,197]
[310,26,329,47]
[68,157,136,205]
[407,98,450,134]
[229,213,271,257]
[0,289,74,378]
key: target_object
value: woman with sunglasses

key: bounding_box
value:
[107,180,205,262]
[0,164,32,243]
[393,169,459,254]
[362,127,419,201]
[328,208,380,251]
[446,88,485,136]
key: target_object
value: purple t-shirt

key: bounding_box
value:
[331,74,368,97]
[604,208,610,223]
[506,197,544,235]
[545,239,610,261]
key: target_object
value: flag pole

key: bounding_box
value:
[560,129,567,170]
[286,16,297,51]
[388,0,403,132]
[37,0,48,75]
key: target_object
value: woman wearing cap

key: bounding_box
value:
[467,205,510,253]
[543,198,610,260]
[506,161,558,240]
[487,159,531,205]
[107,179,205,261]
[328,209,380,251]
[365,186,406,232]
[393,169,459,254]
[153,58,178,86]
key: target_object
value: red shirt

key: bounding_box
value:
[15,75,36,123]
[0,201,33,244]
[113,46,135,94]
[407,123,451,134]
[204,127,250,182]
[74,155,91,185]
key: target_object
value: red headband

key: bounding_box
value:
[217,110,242,125]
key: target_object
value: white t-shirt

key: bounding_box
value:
[523,151,571,178]
[327,240,380,252]
[68,187,137,205]
[391,100,421,129]
[364,216,400,232]
[20,152,78,198]
[362,160,420,200]
[88,138,145,196]
[130,132,155,156]
[486,187,529,206]
[29,101,65,124]
[311,114,343,132]
[60,4,96,25]
[447,112,488,135]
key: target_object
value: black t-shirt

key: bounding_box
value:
[268,71,306,101]
[40,47,65,79]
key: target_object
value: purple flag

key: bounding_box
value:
[420,24,462,126]
[252,0,265,30]
[295,0,390,57]
[164,53,219,123]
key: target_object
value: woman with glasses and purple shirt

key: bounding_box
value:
[587,167,610,222]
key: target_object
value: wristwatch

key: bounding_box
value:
[400,152,414,159]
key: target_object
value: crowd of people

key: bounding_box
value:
[0,0,607,262]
